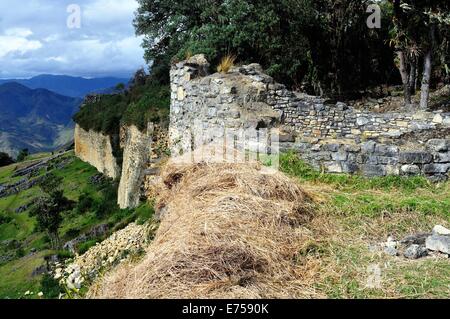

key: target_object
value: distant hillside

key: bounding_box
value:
[0,83,82,157]
[0,75,129,98]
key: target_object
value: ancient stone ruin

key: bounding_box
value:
[170,54,450,181]
[75,54,450,209]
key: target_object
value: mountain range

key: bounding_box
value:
[0,75,129,157]
[0,82,82,157]
[0,74,129,98]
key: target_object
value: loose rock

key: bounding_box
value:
[425,235,450,255]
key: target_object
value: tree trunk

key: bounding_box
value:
[409,58,417,95]
[420,26,435,110]
[397,51,411,106]
[420,50,432,109]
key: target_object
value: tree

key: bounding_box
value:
[30,173,73,249]
[115,83,126,92]
[16,149,29,162]
[134,0,399,97]
[0,152,15,167]
[390,0,450,109]
[134,0,317,88]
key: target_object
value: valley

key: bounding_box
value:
[0,75,128,157]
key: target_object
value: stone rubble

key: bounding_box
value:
[376,225,450,260]
[55,222,157,293]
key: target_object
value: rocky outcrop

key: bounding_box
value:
[74,124,121,179]
[117,125,153,209]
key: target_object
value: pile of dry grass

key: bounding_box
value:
[88,162,323,298]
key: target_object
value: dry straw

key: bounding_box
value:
[88,161,323,298]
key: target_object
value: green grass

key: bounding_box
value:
[0,151,155,298]
[280,151,450,218]
[0,251,49,299]
[280,152,449,298]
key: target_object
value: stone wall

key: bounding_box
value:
[169,55,450,181]
[117,124,153,209]
[74,124,121,179]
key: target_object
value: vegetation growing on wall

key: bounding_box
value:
[73,75,169,135]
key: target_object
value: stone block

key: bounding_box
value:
[374,145,399,157]
[423,163,450,174]
[361,141,376,154]
[331,151,348,161]
[399,152,433,164]
[325,162,343,173]
[322,143,339,152]
[356,116,369,126]
[341,162,359,173]
[401,164,421,175]
[426,235,450,254]
[377,156,398,165]
[434,152,450,163]
[361,164,386,177]
[426,139,449,152]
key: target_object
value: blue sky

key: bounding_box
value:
[0,0,145,79]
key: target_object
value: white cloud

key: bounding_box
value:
[0,29,42,58]
[0,0,144,78]
[5,28,34,37]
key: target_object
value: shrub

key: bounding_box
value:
[0,215,12,225]
[135,203,155,225]
[16,149,29,162]
[40,273,63,299]
[76,193,94,214]
[0,152,15,167]
[77,240,98,255]
[56,250,74,260]
[64,228,80,240]
[15,248,25,258]
[73,79,169,135]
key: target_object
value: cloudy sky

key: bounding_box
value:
[0,0,146,79]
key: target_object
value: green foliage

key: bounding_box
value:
[39,172,63,195]
[29,171,74,249]
[134,0,400,96]
[76,192,94,214]
[56,250,74,260]
[63,227,80,240]
[40,273,63,299]
[16,149,29,162]
[122,84,170,131]
[73,79,169,135]
[73,94,128,135]
[93,181,120,219]
[0,214,13,224]
[134,202,155,225]
[77,240,98,255]
[0,152,15,167]
[15,247,25,258]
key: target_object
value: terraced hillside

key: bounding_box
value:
[0,151,153,298]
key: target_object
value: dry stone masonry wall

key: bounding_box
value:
[170,55,450,181]
[74,125,121,180]
[117,124,153,209]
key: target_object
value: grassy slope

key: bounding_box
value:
[0,152,152,299]
[280,152,450,298]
